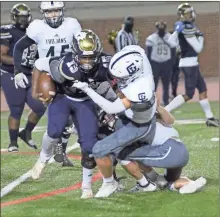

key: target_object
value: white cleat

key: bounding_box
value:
[81,188,93,199]
[95,180,118,198]
[31,159,46,180]
[179,177,207,194]
[129,181,157,193]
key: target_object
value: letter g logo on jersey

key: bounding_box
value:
[126,62,139,75]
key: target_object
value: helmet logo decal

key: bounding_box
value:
[126,62,139,75]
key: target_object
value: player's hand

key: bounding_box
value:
[175,21,185,33]
[72,81,89,92]
[35,93,52,105]
[14,73,29,89]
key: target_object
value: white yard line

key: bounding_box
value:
[174,119,205,125]
[1,143,80,198]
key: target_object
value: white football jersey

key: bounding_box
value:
[146,32,173,63]
[121,74,156,123]
[152,122,180,146]
[26,17,82,58]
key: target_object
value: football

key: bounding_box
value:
[38,72,56,101]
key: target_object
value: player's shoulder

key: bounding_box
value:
[64,17,80,25]
[1,24,15,39]
[147,32,157,40]
[1,24,14,31]
[28,19,44,29]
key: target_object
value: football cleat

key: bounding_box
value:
[8,144,19,152]
[95,180,118,198]
[129,181,157,193]
[206,118,220,127]
[179,177,207,194]
[31,159,46,180]
[81,188,93,199]
[54,143,64,163]
[62,153,74,167]
[18,129,37,149]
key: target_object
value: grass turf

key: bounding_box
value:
[1,102,219,217]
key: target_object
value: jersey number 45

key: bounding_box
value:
[46,45,70,57]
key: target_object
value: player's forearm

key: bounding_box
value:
[185,36,204,53]
[168,31,179,48]
[32,67,41,99]
[84,87,127,114]
[13,35,35,72]
[0,54,14,65]
[157,106,175,125]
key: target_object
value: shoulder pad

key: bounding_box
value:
[26,19,43,42]
[58,54,79,81]
[121,75,154,102]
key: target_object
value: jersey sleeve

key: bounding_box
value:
[145,35,154,47]
[0,25,13,47]
[26,20,41,43]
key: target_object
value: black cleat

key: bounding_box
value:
[18,130,37,149]
[62,153,74,167]
[54,143,64,163]
[206,118,220,127]
[8,144,19,152]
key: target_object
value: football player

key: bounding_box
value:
[166,3,219,127]
[13,1,82,166]
[73,45,158,197]
[30,30,116,199]
[146,21,176,106]
[0,3,46,152]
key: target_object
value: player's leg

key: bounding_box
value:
[160,61,172,106]
[196,68,219,127]
[165,66,197,112]
[31,95,71,179]
[71,99,99,199]
[1,71,26,152]
[151,61,160,91]
[93,117,156,197]
[54,115,74,167]
[171,60,180,98]
[20,84,46,149]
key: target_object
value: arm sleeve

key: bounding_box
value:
[13,35,36,73]
[96,81,117,102]
[145,37,153,60]
[184,35,204,53]
[168,31,179,48]
[0,27,13,47]
[84,86,126,114]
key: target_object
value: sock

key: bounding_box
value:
[82,167,93,189]
[24,121,36,132]
[138,176,148,186]
[9,129,18,145]
[103,175,114,184]
[164,95,185,112]
[61,137,68,153]
[199,98,214,119]
[145,169,159,182]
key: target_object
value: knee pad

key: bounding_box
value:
[10,106,23,120]
[81,151,97,169]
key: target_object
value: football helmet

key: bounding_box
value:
[72,29,103,73]
[177,3,196,23]
[40,1,65,28]
[11,3,32,29]
[109,48,144,88]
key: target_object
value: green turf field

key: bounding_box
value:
[1,102,219,217]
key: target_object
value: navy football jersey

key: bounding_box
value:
[0,24,37,74]
[48,52,112,98]
[178,22,198,58]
